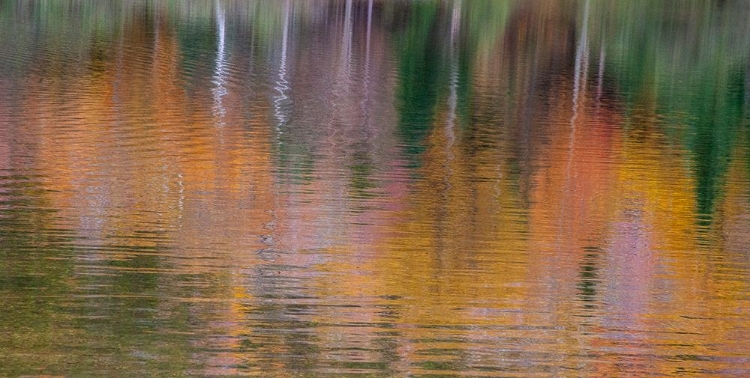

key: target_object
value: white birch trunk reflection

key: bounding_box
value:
[212,0,228,126]
[566,0,590,176]
[445,0,461,171]
[361,0,374,134]
[274,0,292,133]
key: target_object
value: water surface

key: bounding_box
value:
[1,0,750,376]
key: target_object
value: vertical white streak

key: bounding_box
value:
[212,0,228,126]
[572,0,589,118]
[561,0,590,234]
[568,0,590,162]
[342,0,353,72]
[364,0,373,83]
[274,0,292,132]
[362,0,374,129]
[366,0,373,64]
[444,0,461,192]
[446,0,461,155]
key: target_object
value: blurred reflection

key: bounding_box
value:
[212,0,227,124]
[0,0,749,376]
[273,0,292,131]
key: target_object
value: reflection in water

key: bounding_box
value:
[273,0,292,133]
[342,0,353,71]
[445,0,460,171]
[1,0,750,376]
[212,0,227,125]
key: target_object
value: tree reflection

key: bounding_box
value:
[1,0,750,376]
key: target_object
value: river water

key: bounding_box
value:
[1,0,750,376]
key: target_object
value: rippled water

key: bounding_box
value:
[2,0,750,376]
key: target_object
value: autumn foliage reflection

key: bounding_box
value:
[1,0,750,376]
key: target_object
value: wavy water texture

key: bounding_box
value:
[0,0,749,376]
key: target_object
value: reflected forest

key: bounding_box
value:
[1,0,750,376]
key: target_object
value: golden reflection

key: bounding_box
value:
[2,0,750,376]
